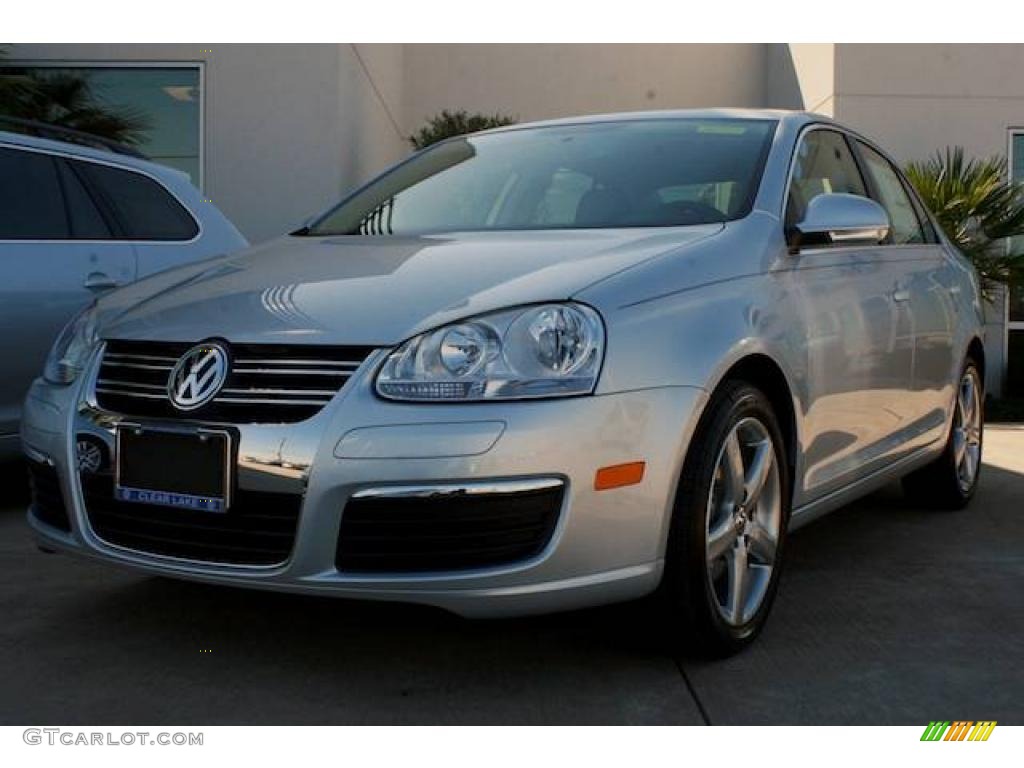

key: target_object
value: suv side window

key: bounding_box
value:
[0,147,69,239]
[786,129,867,228]
[856,142,926,245]
[56,160,112,239]
[74,161,199,241]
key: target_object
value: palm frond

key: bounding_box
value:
[0,65,150,146]
[905,146,1024,293]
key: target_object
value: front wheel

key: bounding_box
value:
[659,381,790,657]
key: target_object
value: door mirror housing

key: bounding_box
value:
[790,193,890,251]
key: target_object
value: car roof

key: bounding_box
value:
[0,129,192,184]
[478,108,834,135]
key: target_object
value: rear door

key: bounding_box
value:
[852,139,957,445]
[72,159,202,277]
[0,146,136,436]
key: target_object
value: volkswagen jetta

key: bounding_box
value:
[22,110,985,655]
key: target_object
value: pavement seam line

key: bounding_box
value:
[674,656,712,725]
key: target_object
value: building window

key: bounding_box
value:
[1010,131,1024,319]
[1008,130,1024,394]
[6,65,202,186]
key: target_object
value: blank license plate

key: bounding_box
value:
[115,426,232,512]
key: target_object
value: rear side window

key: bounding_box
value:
[856,142,926,245]
[786,130,867,227]
[57,160,112,239]
[0,147,69,239]
[76,161,199,241]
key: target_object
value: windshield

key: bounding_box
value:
[307,118,777,237]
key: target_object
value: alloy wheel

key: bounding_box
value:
[954,368,983,494]
[705,417,782,627]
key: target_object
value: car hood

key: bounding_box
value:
[98,226,723,345]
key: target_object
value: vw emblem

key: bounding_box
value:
[168,342,230,411]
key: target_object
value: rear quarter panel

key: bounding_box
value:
[133,168,248,277]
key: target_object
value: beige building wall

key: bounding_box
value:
[833,44,1024,162]
[344,44,408,184]
[787,44,836,116]
[401,44,770,132]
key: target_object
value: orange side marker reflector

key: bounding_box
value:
[594,461,646,491]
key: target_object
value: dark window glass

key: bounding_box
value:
[57,160,111,239]
[1010,134,1024,323]
[901,177,939,244]
[78,162,198,240]
[857,142,926,245]
[1008,330,1024,395]
[1010,282,1024,323]
[0,147,69,239]
[308,119,778,236]
[786,130,867,227]
[1013,133,1024,186]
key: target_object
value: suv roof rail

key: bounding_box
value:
[0,115,149,159]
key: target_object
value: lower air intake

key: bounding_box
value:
[336,480,564,573]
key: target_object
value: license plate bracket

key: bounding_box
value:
[115,425,233,512]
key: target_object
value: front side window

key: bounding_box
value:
[307,119,777,236]
[856,142,925,245]
[786,129,867,228]
[0,147,68,239]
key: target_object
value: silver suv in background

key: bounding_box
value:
[0,128,247,458]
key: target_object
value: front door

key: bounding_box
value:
[783,128,916,501]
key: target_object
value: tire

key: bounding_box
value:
[658,380,791,658]
[902,358,984,510]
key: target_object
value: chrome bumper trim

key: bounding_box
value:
[350,477,565,500]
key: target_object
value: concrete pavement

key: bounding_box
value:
[0,427,1021,724]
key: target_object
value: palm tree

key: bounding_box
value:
[1,45,149,145]
[905,148,1024,294]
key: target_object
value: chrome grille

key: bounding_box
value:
[95,340,374,423]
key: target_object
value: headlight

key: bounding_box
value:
[376,303,605,401]
[43,304,100,385]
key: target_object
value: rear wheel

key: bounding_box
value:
[903,359,983,509]
[660,381,790,657]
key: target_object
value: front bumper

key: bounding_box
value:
[21,349,706,617]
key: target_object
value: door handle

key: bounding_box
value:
[84,272,119,292]
[891,289,910,303]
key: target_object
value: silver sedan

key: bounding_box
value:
[22,110,985,655]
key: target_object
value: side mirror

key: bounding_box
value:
[790,193,890,251]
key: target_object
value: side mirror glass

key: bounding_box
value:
[791,193,890,250]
